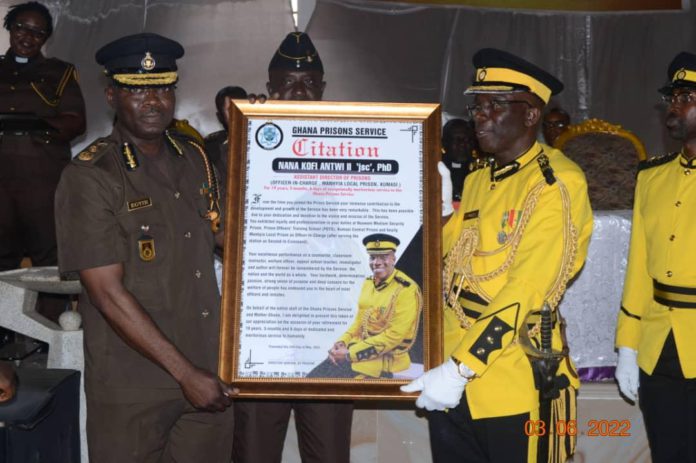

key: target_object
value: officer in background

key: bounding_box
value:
[308,233,422,379]
[232,32,353,463]
[541,107,570,147]
[615,51,696,463]
[55,33,234,462]
[403,49,593,463]
[441,118,478,202]
[205,85,247,186]
[0,1,85,320]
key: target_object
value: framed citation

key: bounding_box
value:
[219,100,443,399]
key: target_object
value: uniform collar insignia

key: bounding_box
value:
[490,142,542,182]
[679,151,696,169]
[491,142,542,182]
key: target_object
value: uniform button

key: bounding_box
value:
[201,309,210,318]
[666,271,673,278]
[9,107,14,112]
[669,234,676,241]
[174,191,181,199]
[489,184,496,191]
[476,347,486,356]
[195,270,201,278]
[486,336,495,345]
[493,325,502,332]
[676,201,682,207]
[9,85,15,90]
[12,71,18,76]
[685,169,692,176]
[184,231,191,238]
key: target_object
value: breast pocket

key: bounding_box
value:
[116,204,171,269]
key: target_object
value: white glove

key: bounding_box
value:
[615,347,639,402]
[438,161,454,217]
[400,358,469,411]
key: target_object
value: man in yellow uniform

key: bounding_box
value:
[615,51,696,463]
[402,48,593,463]
[310,233,422,378]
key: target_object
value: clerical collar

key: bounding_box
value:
[14,55,28,64]
[490,142,543,183]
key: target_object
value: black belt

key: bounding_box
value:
[653,279,696,308]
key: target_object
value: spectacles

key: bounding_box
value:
[661,92,696,106]
[543,121,568,129]
[11,22,48,40]
[466,99,531,117]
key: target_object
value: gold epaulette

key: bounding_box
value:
[638,152,678,171]
[74,138,112,163]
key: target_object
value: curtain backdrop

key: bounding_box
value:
[36,0,293,151]
[307,0,696,155]
[8,0,694,154]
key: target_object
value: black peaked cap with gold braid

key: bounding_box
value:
[95,33,184,88]
[363,233,400,255]
[465,48,563,104]
[268,32,323,73]
[659,51,696,95]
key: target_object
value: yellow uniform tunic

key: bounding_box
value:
[442,142,593,419]
[616,152,696,378]
[338,269,422,377]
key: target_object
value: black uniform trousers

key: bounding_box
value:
[639,332,696,463]
[232,399,353,463]
[428,391,530,463]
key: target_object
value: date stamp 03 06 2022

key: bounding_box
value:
[524,419,632,438]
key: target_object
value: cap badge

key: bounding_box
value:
[141,51,156,71]
[375,240,381,247]
[477,69,487,81]
[676,68,687,80]
[77,151,93,161]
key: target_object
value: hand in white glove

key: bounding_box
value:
[615,347,639,402]
[400,358,469,411]
[438,161,454,217]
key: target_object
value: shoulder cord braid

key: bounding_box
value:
[30,64,74,107]
[360,284,403,341]
[443,179,578,336]
[186,140,222,233]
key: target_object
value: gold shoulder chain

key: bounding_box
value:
[444,179,578,335]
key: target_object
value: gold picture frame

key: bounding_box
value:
[219,100,443,399]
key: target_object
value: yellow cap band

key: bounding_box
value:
[472,67,552,103]
[112,71,178,86]
[672,68,696,84]
[365,240,398,253]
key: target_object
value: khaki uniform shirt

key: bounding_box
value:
[56,127,222,401]
[617,152,696,378]
[337,269,422,377]
[0,51,85,181]
[442,142,593,419]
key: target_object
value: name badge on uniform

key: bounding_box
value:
[128,197,152,211]
[138,225,156,262]
[463,210,479,221]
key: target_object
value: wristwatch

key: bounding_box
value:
[451,356,475,379]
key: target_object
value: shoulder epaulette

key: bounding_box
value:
[394,275,412,287]
[638,152,679,171]
[74,138,113,164]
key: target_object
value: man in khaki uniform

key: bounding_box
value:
[1,1,85,319]
[55,33,234,462]
[309,233,422,379]
[232,31,354,463]
[615,51,696,463]
[403,49,593,463]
